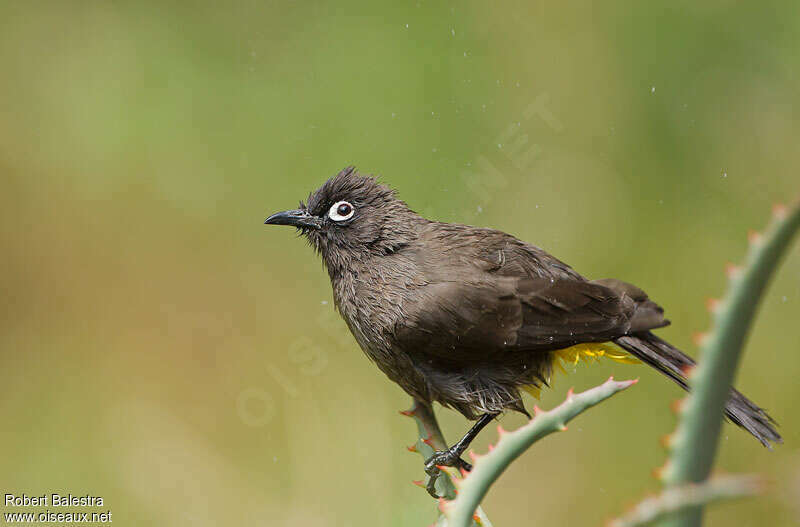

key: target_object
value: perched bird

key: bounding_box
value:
[264,166,780,497]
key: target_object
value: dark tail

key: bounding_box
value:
[614,331,782,448]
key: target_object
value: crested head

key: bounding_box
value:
[303,166,396,217]
[265,166,425,277]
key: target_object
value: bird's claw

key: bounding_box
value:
[423,449,473,498]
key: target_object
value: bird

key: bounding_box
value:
[264,166,781,497]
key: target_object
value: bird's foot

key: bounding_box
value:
[423,448,473,498]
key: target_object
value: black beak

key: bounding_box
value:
[264,209,321,229]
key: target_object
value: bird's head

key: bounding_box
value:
[265,166,422,275]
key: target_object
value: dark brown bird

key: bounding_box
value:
[265,166,780,497]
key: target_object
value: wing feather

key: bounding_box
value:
[393,225,667,365]
[393,276,638,364]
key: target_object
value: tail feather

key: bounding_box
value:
[614,331,781,448]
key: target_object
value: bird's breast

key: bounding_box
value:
[330,263,422,356]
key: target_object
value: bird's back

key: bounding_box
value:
[414,221,583,282]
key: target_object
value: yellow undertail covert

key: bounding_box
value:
[522,343,640,399]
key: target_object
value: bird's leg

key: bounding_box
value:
[424,412,498,498]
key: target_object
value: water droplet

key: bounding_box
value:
[651,86,656,93]
[405,23,409,28]
[451,28,456,36]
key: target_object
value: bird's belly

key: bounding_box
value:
[411,341,639,417]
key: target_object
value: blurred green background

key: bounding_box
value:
[1,1,799,525]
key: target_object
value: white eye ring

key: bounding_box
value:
[328,201,355,222]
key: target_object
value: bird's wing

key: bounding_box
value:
[393,275,651,364]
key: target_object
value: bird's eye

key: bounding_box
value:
[328,201,355,222]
